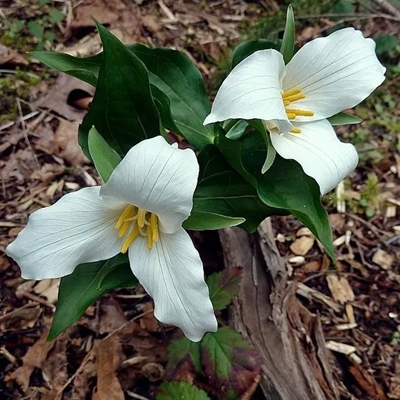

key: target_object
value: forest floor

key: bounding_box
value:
[0,0,400,399]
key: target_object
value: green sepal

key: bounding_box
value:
[280,5,295,63]
[88,126,122,182]
[231,39,278,68]
[328,111,362,126]
[183,211,245,230]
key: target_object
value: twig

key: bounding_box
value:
[126,391,151,400]
[16,290,55,310]
[373,0,400,20]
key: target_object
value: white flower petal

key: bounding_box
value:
[128,228,217,342]
[101,137,198,234]
[204,49,292,133]
[270,119,358,195]
[283,28,385,121]
[6,187,124,280]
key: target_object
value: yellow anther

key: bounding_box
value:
[283,93,306,102]
[121,225,140,254]
[118,221,131,238]
[290,127,302,134]
[147,227,153,250]
[150,214,159,242]
[137,208,146,228]
[287,113,296,120]
[115,205,135,229]
[282,88,302,98]
[285,109,314,117]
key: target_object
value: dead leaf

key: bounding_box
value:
[349,363,387,400]
[326,274,355,304]
[51,120,89,165]
[34,279,60,304]
[372,249,394,270]
[10,331,55,393]
[32,75,94,122]
[99,298,127,335]
[139,302,159,333]
[0,304,42,330]
[290,236,315,256]
[0,43,28,66]
[93,335,124,400]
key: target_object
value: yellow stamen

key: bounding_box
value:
[121,225,140,254]
[287,113,296,120]
[118,221,131,238]
[285,108,314,117]
[147,227,153,250]
[283,93,306,102]
[282,88,302,98]
[290,127,302,134]
[137,208,146,228]
[150,214,159,242]
[115,205,135,229]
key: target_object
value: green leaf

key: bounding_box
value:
[218,132,335,260]
[202,327,261,399]
[88,126,121,182]
[207,268,242,311]
[48,9,65,23]
[157,382,210,400]
[39,0,49,5]
[165,337,202,380]
[79,23,161,156]
[33,43,215,150]
[231,39,278,68]
[127,44,215,150]
[44,32,55,43]
[28,21,44,39]
[328,112,362,126]
[49,254,138,341]
[31,51,101,86]
[280,5,295,64]
[183,211,245,230]
[194,146,281,233]
[374,34,399,55]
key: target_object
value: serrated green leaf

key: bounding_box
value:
[328,112,362,126]
[165,337,202,380]
[183,211,245,230]
[231,39,278,68]
[280,5,295,64]
[88,126,121,182]
[48,254,137,341]
[202,327,261,399]
[48,9,65,23]
[207,268,242,311]
[28,21,44,38]
[79,23,161,156]
[157,381,210,400]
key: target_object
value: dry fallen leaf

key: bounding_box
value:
[0,43,28,66]
[290,236,315,256]
[93,335,124,400]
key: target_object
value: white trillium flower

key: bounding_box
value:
[6,136,217,342]
[204,28,386,195]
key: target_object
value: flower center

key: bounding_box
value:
[281,88,314,134]
[115,205,159,253]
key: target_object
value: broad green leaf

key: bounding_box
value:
[127,44,215,150]
[48,254,138,341]
[280,5,295,64]
[88,126,121,182]
[202,327,261,399]
[156,382,210,400]
[194,146,281,233]
[231,39,278,68]
[79,23,161,156]
[207,268,242,311]
[225,120,249,140]
[183,211,245,230]
[328,112,362,126]
[165,337,202,380]
[28,21,44,38]
[218,132,335,260]
[31,51,101,86]
[48,9,65,23]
